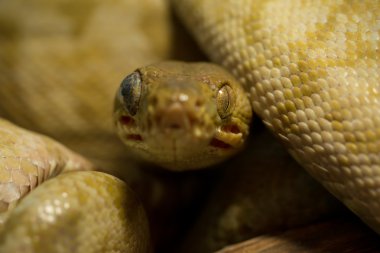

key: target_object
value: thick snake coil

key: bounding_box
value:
[172,0,380,234]
[0,0,379,251]
[0,120,151,252]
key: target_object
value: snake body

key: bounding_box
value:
[0,0,380,252]
[0,119,93,216]
[117,0,380,236]
[0,120,151,252]
[0,170,150,253]
[172,0,380,233]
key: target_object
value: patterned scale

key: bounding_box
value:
[173,0,380,233]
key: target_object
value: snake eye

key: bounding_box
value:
[119,71,142,116]
[216,84,235,119]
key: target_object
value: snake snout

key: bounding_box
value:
[155,101,195,131]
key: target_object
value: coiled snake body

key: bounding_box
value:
[172,0,380,234]
[0,0,379,252]
[118,0,380,237]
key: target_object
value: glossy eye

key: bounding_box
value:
[216,85,235,119]
[119,71,142,116]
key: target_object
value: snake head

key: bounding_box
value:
[114,61,252,170]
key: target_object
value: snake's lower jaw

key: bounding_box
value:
[123,127,244,170]
[117,117,246,170]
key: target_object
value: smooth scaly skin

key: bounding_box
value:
[181,127,343,252]
[0,171,151,253]
[0,119,94,218]
[115,62,251,170]
[0,119,151,253]
[1,0,378,250]
[172,0,380,234]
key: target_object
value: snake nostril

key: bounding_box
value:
[195,99,203,108]
[188,115,197,126]
[150,96,158,107]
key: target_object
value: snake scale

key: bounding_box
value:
[172,0,380,234]
[0,0,379,252]
[0,120,151,252]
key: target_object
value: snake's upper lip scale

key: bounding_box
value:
[118,115,143,141]
[119,115,135,126]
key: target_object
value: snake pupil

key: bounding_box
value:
[216,84,235,119]
[120,71,142,116]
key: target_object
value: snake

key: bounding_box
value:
[0,0,379,252]
[0,120,151,252]
[116,0,380,238]
[174,0,380,236]
[114,61,252,170]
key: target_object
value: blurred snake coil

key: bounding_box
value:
[0,0,379,252]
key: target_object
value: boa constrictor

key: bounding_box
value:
[0,0,379,252]
[172,0,380,235]
[117,0,380,237]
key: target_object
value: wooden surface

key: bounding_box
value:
[217,215,380,253]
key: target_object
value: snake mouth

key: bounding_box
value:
[209,138,232,149]
[209,123,242,149]
[126,134,143,141]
